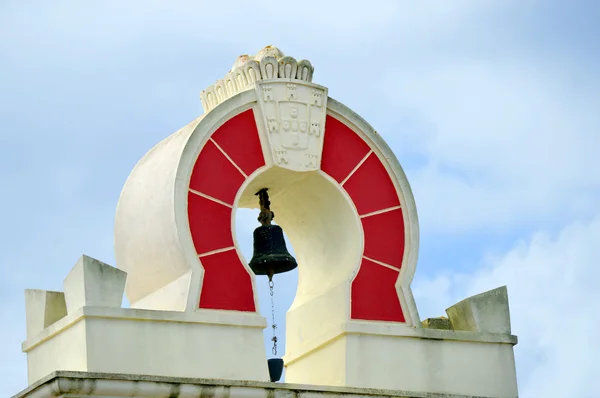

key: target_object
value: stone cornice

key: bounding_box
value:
[13,371,492,398]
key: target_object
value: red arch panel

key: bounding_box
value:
[188,109,264,312]
[199,249,256,312]
[321,115,406,323]
[351,258,404,322]
[189,140,245,205]
[211,109,265,175]
[188,110,407,320]
[362,209,405,268]
[321,115,371,183]
[188,193,234,254]
[343,153,400,215]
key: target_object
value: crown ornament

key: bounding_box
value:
[200,45,315,113]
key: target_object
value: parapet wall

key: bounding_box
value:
[13,371,500,398]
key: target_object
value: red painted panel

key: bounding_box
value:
[189,140,245,205]
[362,209,405,268]
[321,115,371,183]
[188,192,233,255]
[343,153,400,215]
[211,109,265,176]
[199,249,256,312]
[351,258,405,322]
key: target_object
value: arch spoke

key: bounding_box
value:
[189,189,233,208]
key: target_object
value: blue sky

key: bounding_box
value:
[1,1,599,397]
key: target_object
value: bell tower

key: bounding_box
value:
[15,46,519,398]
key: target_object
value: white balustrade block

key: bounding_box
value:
[24,289,67,339]
[21,307,269,385]
[446,286,511,334]
[63,255,127,313]
[284,321,518,398]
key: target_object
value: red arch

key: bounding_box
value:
[188,109,264,312]
[187,110,406,322]
[321,116,405,322]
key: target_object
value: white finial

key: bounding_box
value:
[200,45,314,113]
[254,45,284,62]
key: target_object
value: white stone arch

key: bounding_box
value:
[115,86,420,332]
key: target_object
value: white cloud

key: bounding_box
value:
[372,56,600,234]
[414,215,600,398]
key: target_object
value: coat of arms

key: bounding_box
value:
[256,81,327,172]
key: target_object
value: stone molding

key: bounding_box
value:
[22,306,266,352]
[13,371,494,398]
[283,318,517,368]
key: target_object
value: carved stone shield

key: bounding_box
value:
[256,80,328,172]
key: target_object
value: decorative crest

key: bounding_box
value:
[256,80,328,172]
[200,45,315,113]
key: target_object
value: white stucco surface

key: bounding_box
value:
[284,321,518,398]
[446,286,511,334]
[114,117,203,309]
[22,306,269,385]
[284,285,518,398]
[24,320,87,386]
[63,255,127,313]
[24,289,67,340]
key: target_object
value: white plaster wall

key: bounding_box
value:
[284,282,349,360]
[284,324,518,398]
[131,271,192,312]
[283,336,347,387]
[24,290,67,340]
[63,255,127,313]
[345,333,517,397]
[114,117,202,306]
[23,307,270,385]
[25,320,87,385]
[84,315,268,380]
[274,171,361,309]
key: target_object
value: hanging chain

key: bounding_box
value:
[269,279,278,356]
[257,188,278,356]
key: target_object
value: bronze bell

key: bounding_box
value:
[248,188,297,280]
